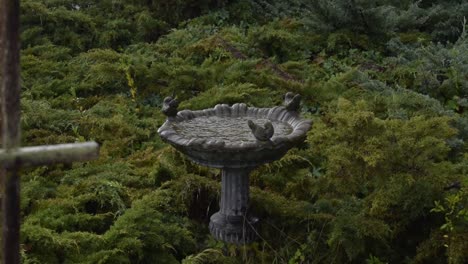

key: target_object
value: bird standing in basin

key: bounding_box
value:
[248,120,274,141]
[162,96,179,117]
[284,92,301,112]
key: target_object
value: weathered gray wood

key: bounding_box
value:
[1,0,21,263]
[1,0,21,149]
[0,142,99,168]
[1,1,100,263]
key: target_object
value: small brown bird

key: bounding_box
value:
[248,120,274,141]
[162,96,179,117]
[284,92,301,112]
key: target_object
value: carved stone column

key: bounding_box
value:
[158,93,312,244]
[209,167,258,244]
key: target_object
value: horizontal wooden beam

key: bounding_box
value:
[0,142,99,168]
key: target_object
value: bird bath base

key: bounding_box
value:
[209,167,258,244]
[158,93,311,244]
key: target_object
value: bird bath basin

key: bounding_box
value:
[158,93,311,244]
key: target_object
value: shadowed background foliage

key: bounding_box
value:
[2,0,467,263]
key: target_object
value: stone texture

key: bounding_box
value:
[158,93,311,244]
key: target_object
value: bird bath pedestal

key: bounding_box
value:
[158,93,311,244]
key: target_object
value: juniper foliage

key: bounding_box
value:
[4,0,467,263]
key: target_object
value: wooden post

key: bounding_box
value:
[0,1,100,263]
[1,0,21,262]
[0,142,100,168]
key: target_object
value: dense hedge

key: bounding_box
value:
[3,0,468,263]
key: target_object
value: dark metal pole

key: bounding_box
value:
[1,0,22,262]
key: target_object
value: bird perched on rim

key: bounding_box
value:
[162,96,179,117]
[283,92,301,112]
[248,120,274,141]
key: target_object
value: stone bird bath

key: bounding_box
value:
[158,93,311,244]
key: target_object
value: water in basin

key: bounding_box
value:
[172,116,293,144]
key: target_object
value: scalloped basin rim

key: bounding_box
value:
[158,103,312,152]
